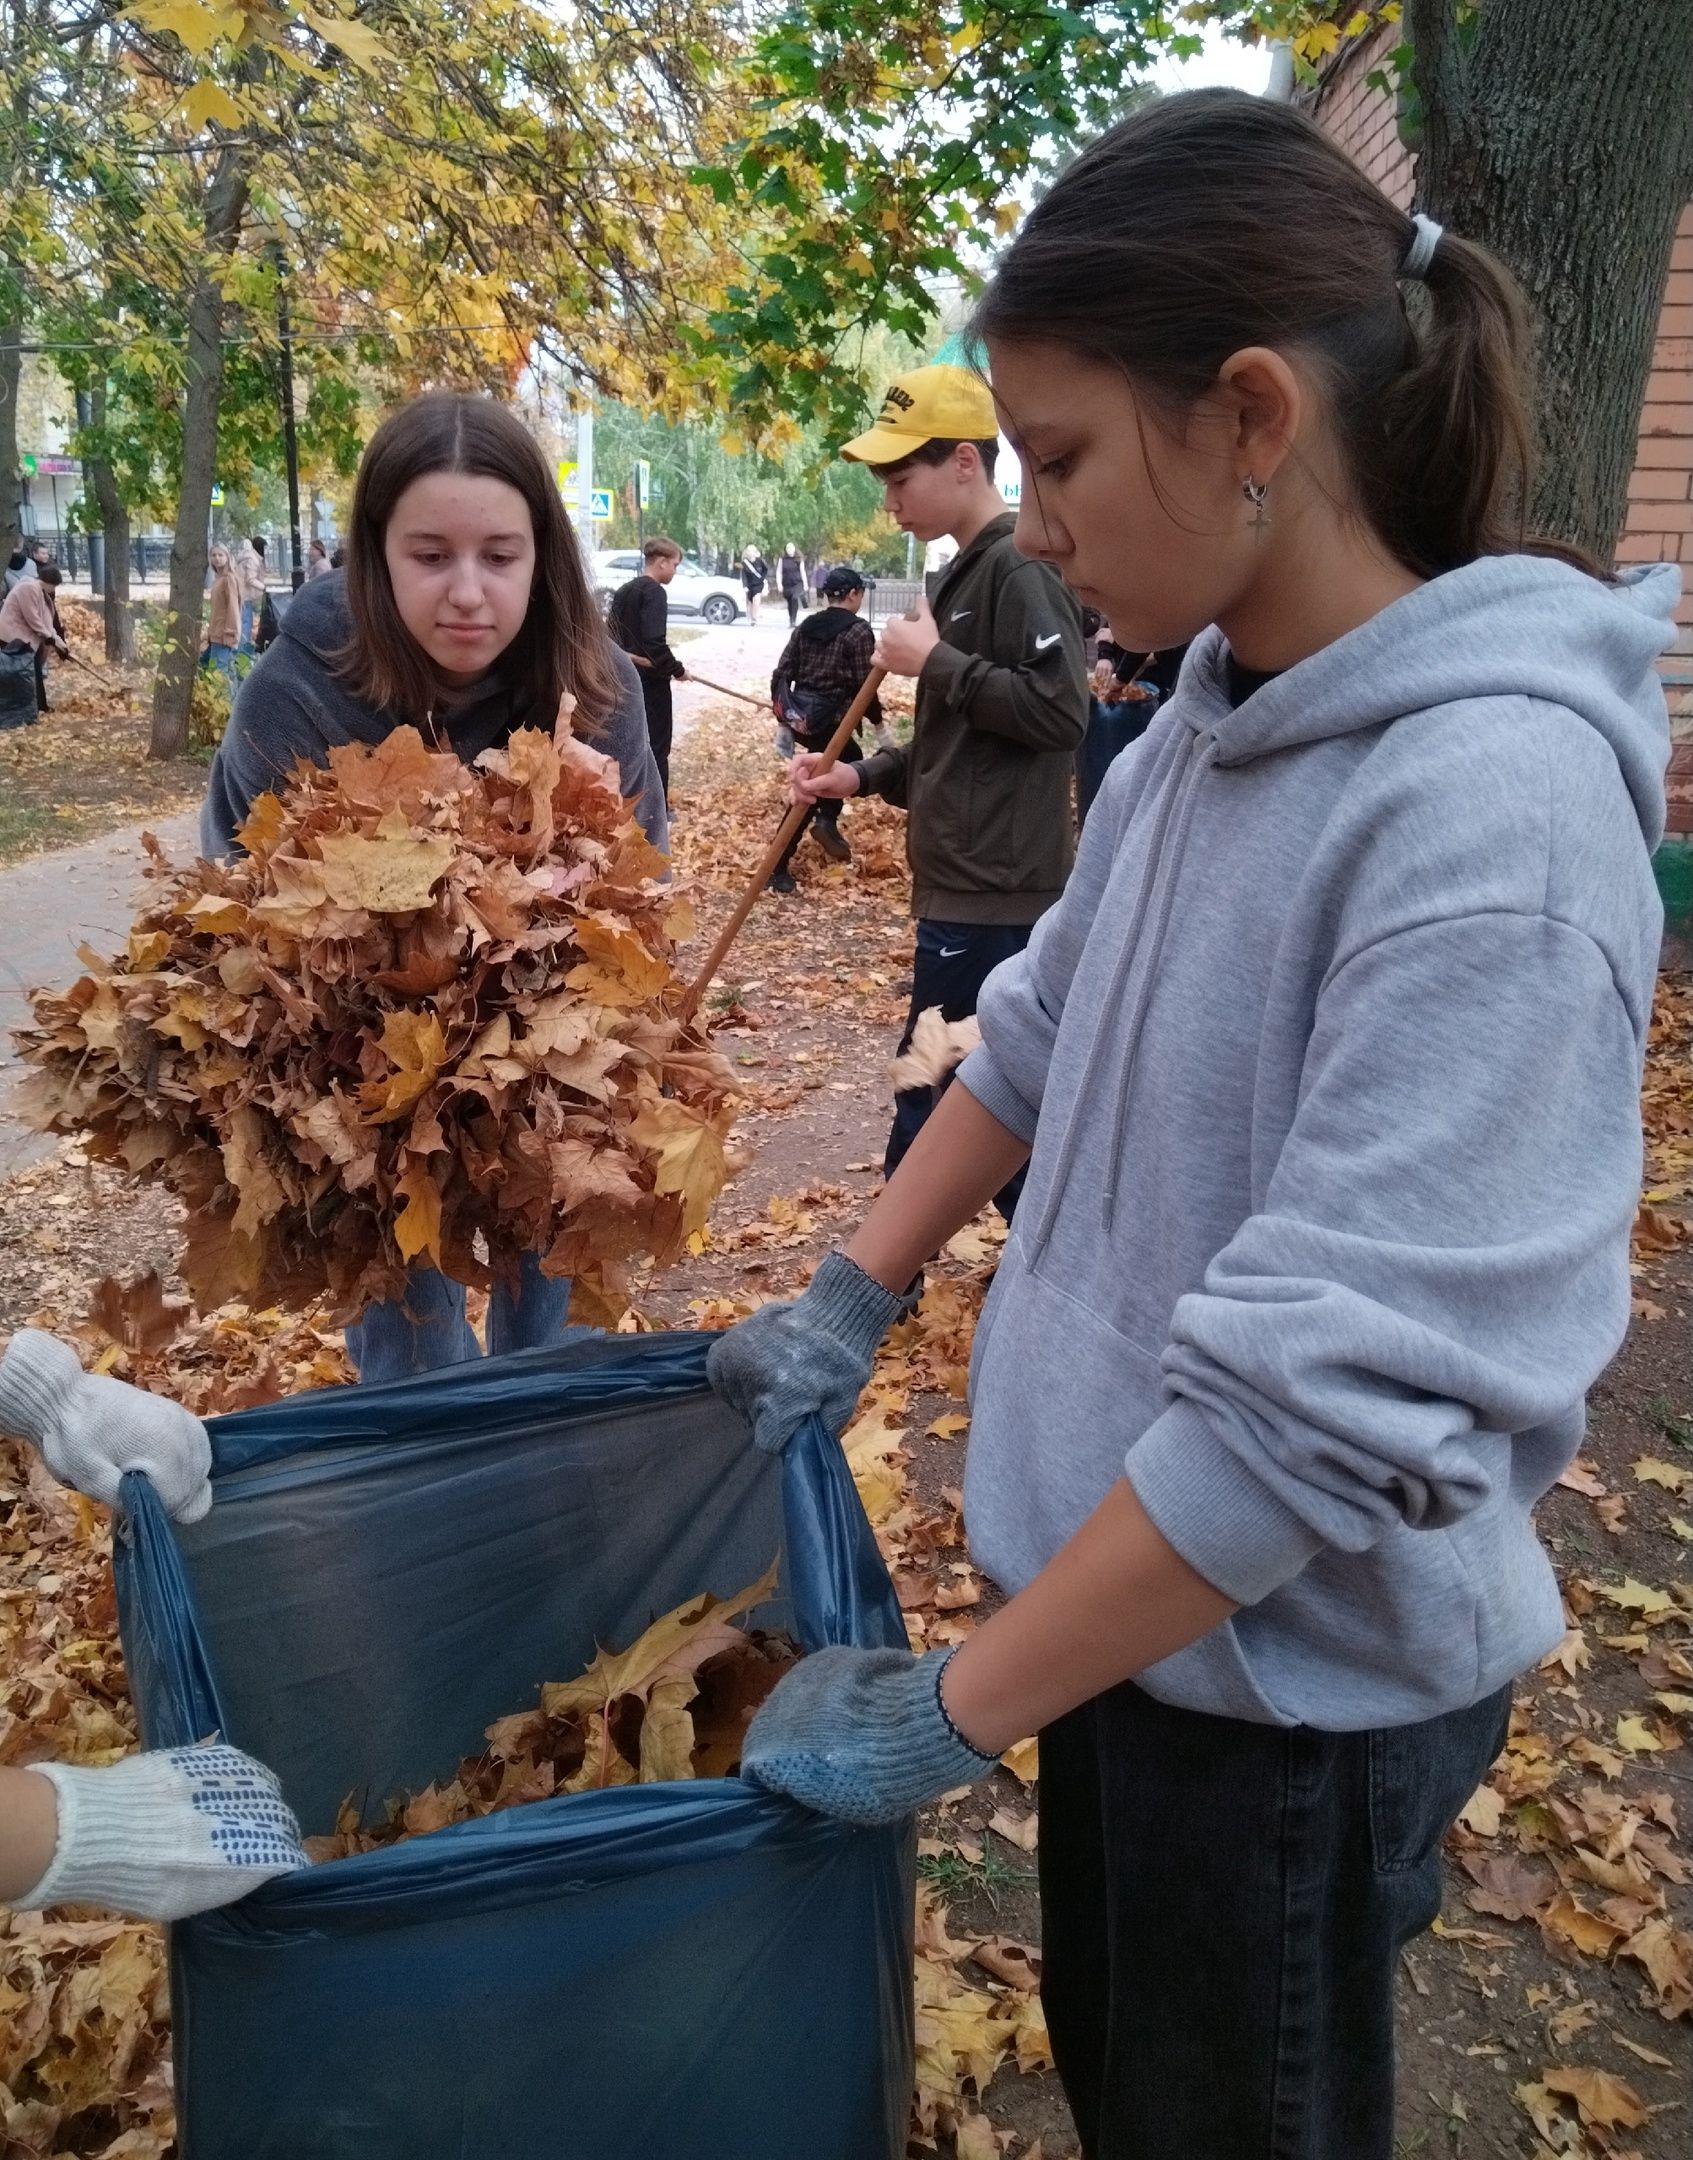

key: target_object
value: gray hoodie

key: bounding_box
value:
[958,555,1676,1729]
[200,572,668,856]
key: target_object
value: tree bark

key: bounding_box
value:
[0,324,20,566]
[89,381,134,664]
[149,141,248,760]
[1409,0,1693,560]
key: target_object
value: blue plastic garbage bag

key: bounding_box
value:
[114,1330,915,2160]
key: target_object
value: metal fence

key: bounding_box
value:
[864,578,924,623]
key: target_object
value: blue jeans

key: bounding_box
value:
[344,1253,575,1385]
[202,643,236,680]
[239,599,256,653]
[1039,1678,1513,2158]
[1075,688,1158,827]
[886,918,1033,1218]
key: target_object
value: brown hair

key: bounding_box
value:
[973,90,1570,582]
[642,536,683,562]
[870,437,1000,482]
[340,392,621,732]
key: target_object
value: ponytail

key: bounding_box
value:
[973,91,1593,582]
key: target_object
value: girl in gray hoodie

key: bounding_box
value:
[709,92,1674,2154]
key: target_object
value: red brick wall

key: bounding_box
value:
[1309,33,1693,833]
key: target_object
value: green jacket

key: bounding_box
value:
[851,513,1087,925]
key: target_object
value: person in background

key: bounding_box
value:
[607,536,689,803]
[4,546,33,595]
[0,559,68,721]
[779,542,807,626]
[709,90,1674,2160]
[810,557,829,608]
[329,543,346,570]
[234,535,267,651]
[202,392,667,1385]
[1073,624,1192,827]
[307,537,333,581]
[791,362,1088,1218]
[0,1328,307,1921]
[202,544,241,680]
[766,564,880,892]
[740,544,768,626]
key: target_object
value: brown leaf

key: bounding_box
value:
[1540,2064,1646,2128]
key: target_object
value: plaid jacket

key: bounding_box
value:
[770,607,881,737]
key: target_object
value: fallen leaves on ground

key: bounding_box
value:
[17,720,736,1327]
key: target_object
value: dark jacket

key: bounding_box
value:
[851,512,1087,924]
[741,554,768,598]
[778,552,806,596]
[200,571,668,856]
[607,574,685,685]
[771,605,881,736]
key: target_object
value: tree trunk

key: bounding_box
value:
[150,143,248,760]
[89,381,135,665]
[0,324,20,566]
[1409,0,1693,560]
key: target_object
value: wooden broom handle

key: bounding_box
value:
[678,664,889,1021]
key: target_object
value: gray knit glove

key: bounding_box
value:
[741,1646,998,1827]
[16,1743,307,1920]
[0,1329,212,1524]
[706,1251,908,1454]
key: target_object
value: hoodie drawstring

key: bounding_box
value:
[1025,730,1219,1271]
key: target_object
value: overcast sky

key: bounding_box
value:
[1152,21,1274,96]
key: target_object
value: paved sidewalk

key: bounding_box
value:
[0,812,200,1175]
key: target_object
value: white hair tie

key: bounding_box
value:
[1401,213,1444,281]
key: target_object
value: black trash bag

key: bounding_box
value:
[115,1331,915,2160]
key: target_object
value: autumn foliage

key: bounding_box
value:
[15,722,735,1323]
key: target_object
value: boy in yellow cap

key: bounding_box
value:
[790,364,1088,1214]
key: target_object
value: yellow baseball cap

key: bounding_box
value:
[839,364,999,465]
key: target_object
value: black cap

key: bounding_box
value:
[822,565,865,598]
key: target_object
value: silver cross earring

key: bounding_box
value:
[1242,476,1270,535]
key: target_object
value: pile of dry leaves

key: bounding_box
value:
[306,1565,795,1858]
[16,723,734,1325]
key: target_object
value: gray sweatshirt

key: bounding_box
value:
[958,555,1677,1729]
[200,572,668,856]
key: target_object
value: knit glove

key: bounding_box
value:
[0,1329,212,1523]
[741,1646,998,1827]
[15,1744,307,1921]
[706,1252,908,1454]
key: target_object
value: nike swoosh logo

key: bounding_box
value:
[938,947,967,959]
[1035,632,1063,651]
[949,609,971,622]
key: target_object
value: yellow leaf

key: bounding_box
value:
[182,79,245,132]
[1634,1456,1692,1492]
[1615,1715,1663,1754]
[627,1096,728,1233]
[296,2,387,70]
[1541,2064,1646,2130]
[316,814,455,913]
[1457,1783,1505,1837]
[132,0,233,58]
[393,1162,442,1266]
[1000,1735,1039,1786]
[993,201,1020,235]
[926,1412,969,1440]
[1597,1575,1675,1618]
[543,1559,778,1722]
[1671,1516,1693,1544]
[358,1008,448,1123]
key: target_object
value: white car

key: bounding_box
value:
[591,549,743,626]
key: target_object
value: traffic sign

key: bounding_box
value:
[557,459,579,505]
[590,488,614,522]
[635,459,650,509]
[210,483,225,507]
[19,454,36,478]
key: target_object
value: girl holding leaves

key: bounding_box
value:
[202,394,668,1384]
